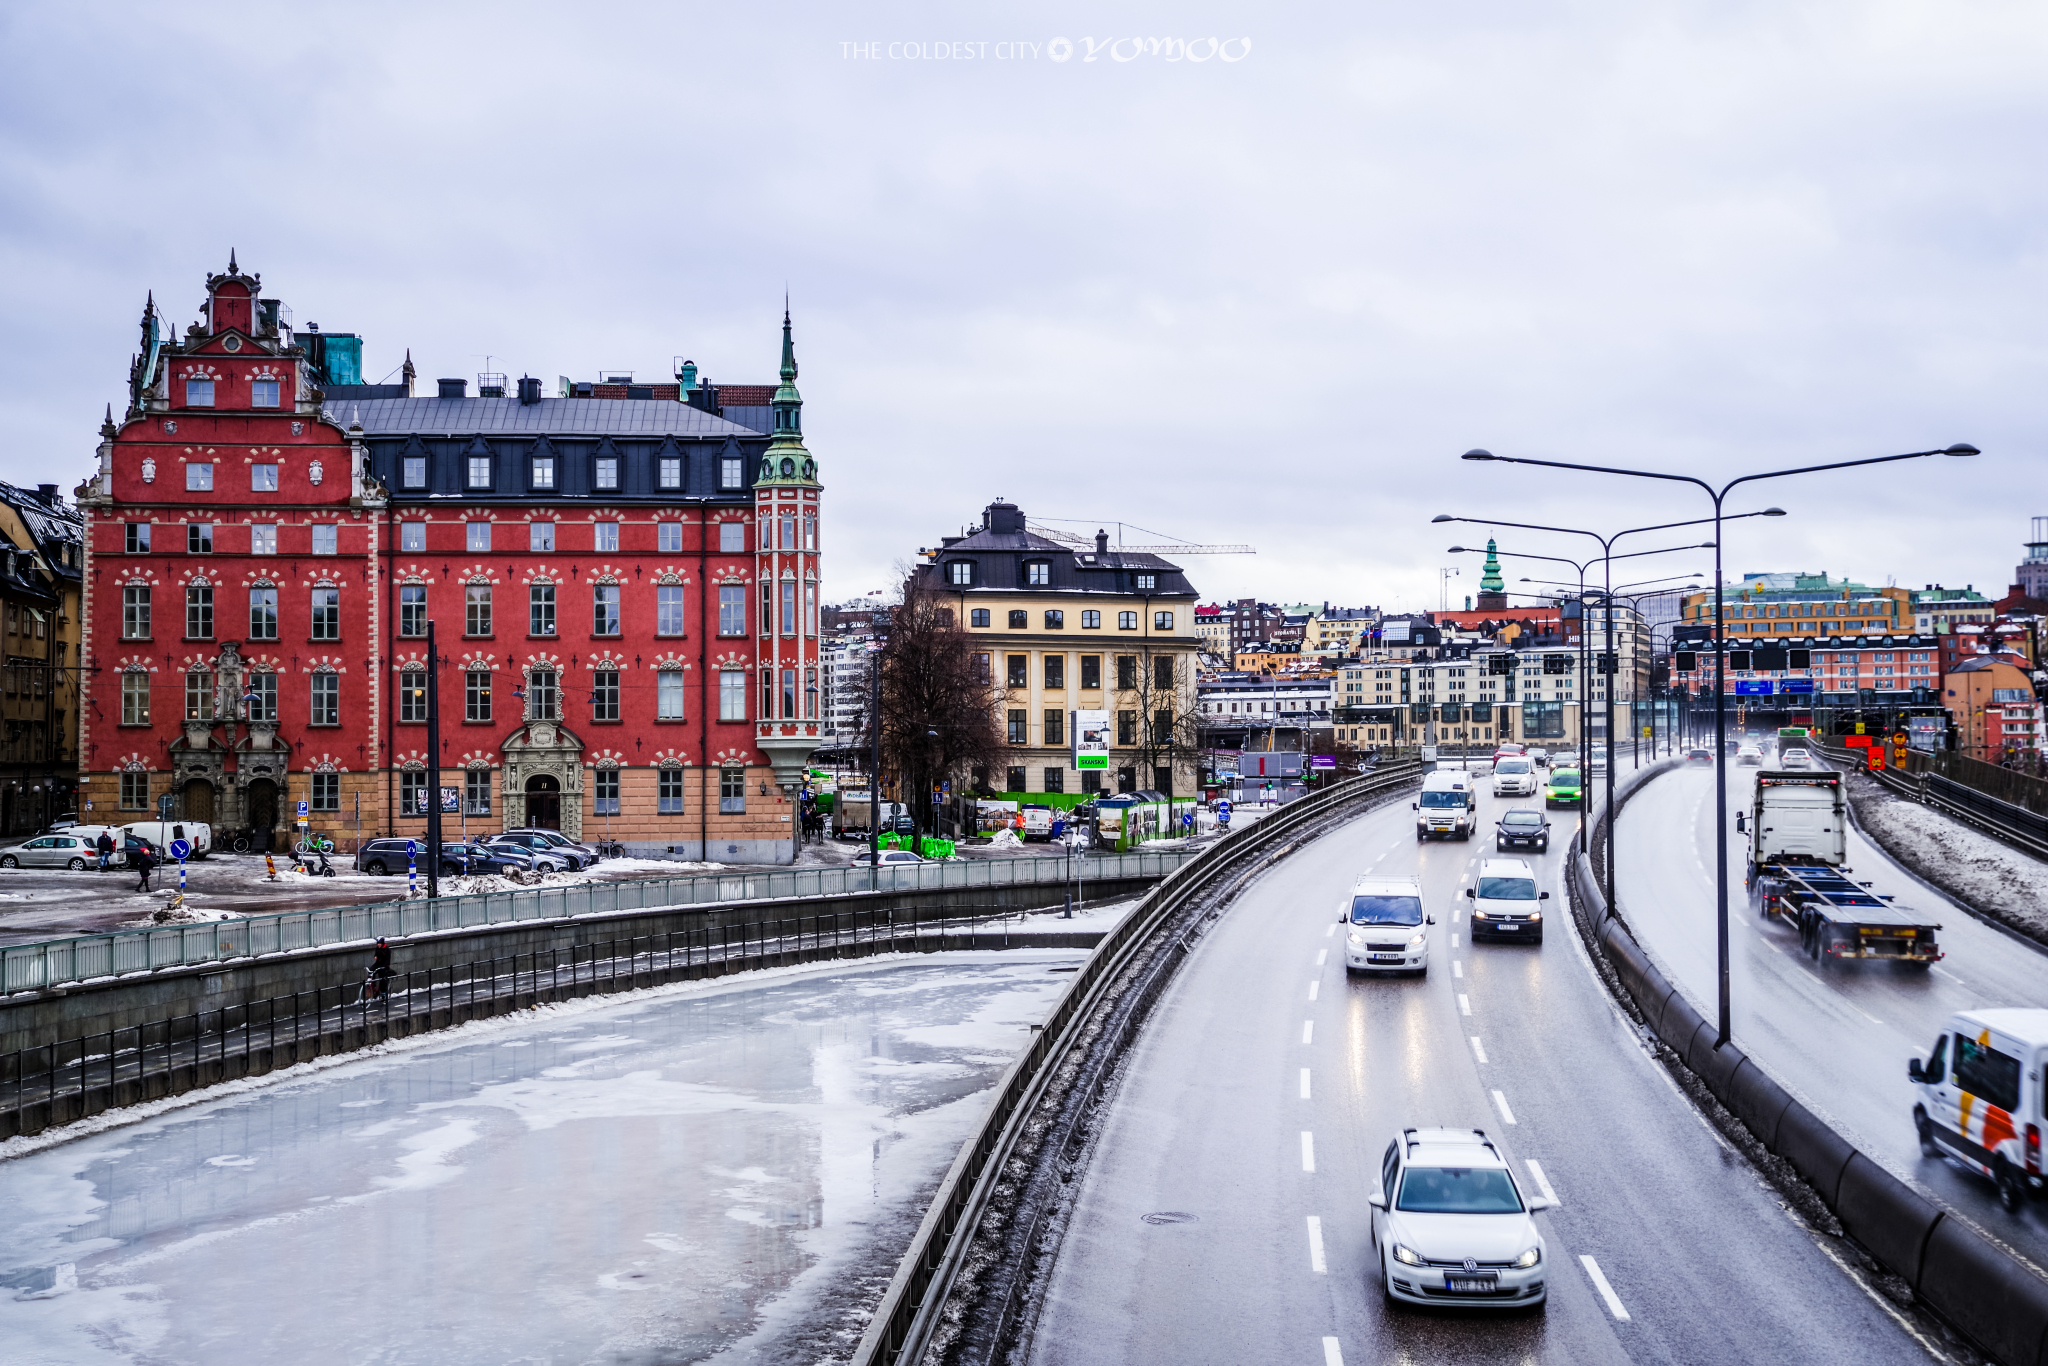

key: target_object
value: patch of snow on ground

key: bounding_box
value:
[1847,772,2048,940]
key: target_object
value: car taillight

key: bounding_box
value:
[2028,1125,2040,1175]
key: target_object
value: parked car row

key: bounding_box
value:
[354,828,603,875]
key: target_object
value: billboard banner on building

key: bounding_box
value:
[1241,751,1303,778]
[1071,710,1111,771]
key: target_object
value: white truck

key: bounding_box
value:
[1741,770,1941,967]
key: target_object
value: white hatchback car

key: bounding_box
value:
[1373,1127,1553,1308]
[1491,758,1537,797]
[1779,747,1815,769]
[1340,876,1432,975]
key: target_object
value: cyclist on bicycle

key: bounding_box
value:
[367,937,394,999]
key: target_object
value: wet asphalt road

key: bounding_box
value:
[1618,763,2048,1273]
[1031,781,1937,1366]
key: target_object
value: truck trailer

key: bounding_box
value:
[1742,769,1942,967]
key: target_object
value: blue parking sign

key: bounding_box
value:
[297,799,309,819]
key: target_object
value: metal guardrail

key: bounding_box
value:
[851,761,1423,1366]
[0,850,1196,996]
[1815,742,2048,863]
[1583,757,2048,1366]
[1,900,1094,1140]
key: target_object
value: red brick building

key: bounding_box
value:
[76,256,823,861]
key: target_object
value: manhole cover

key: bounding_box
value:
[1141,1211,1198,1226]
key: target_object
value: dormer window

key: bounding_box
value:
[531,456,556,490]
[251,379,280,408]
[402,456,427,488]
[947,560,974,586]
[1135,574,1156,590]
[1025,561,1050,586]
[186,378,215,407]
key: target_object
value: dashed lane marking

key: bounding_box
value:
[1933,965,1965,985]
[1316,949,1327,966]
[1470,1036,1488,1064]
[1459,994,1472,1016]
[1492,1089,1518,1125]
[1322,1337,1344,1366]
[1308,981,1319,1001]
[1307,1216,1327,1273]
[1452,933,1461,948]
[1302,1131,1316,1172]
[1580,1255,1630,1320]
[1303,1021,1314,1045]
[1526,1158,1558,1203]
[1453,960,1463,978]
[1325,923,1337,938]
[1300,1068,1312,1100]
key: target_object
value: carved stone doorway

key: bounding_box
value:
[246,779,279,848]
[524,774,561,830]
[183,780,217,824]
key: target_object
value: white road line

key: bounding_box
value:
[1525,1158,1558,1203]
[1302,1131,1317,1172]
[1933,965,1965,985]
[1325,923,1337,938]
[1459,994,1472,1016]
[1300,1068,1312,1100]
[1307,1215,1327,1273]
[1470,1036,1488,1064]
[1322,1338,1344,1366]
[1453,960,1463,978]
[1316,949,1328,967]
[1308,981,1320,1001]
[1452,932,1461,948]
[1303,1021,1315,1045]
[1492,1089,1518,1124]
[1580,1255,1630,1320]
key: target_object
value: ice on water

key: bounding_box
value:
[0,951,1082,1364]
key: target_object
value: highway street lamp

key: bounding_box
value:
[1448,539,1711,859]
[1458,442,1978,1048]
[1438,511,1784,925]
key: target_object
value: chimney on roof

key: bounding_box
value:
[36,484,57,503]
[517,376,542,405]
[437,378,467,399]
[984,500,1025,534]
[1096,529,1109,555]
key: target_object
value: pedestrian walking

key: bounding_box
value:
[133,845,155,892]
[96,830,114,872]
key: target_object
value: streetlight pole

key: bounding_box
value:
[1459,442,1979,1048]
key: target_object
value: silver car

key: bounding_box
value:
[0,834,95,870]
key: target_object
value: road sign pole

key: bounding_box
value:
[407,840,418,899]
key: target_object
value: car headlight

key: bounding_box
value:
[1473,909,1490,920]
[1528,911,1541,922]
[1408,931,1426,947]
[1514,1246,1541,1268]
[1392,1243,1425,1266]
[1347,932,1364,945]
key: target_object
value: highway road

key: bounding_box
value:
[1616,762,2048,1271]
[1030,779,1935,1366]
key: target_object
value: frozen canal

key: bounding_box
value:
[0,950,1087,1365]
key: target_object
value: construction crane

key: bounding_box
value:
[1025,519,1255,556]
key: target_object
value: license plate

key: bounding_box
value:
[1447,1276,1495,1293]
[1496,924,1519,932]
[1370,953,1406,963]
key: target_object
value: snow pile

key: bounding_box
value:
[987,829,1022,849]
[128,904,245,927]
[1847,772,2048,942]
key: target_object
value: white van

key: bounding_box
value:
[1339,876,1432,975]
[1414,771,1477,841]
[1492,757,1538,797]
[1910,1008,2048,1210]
[120,820,213,860]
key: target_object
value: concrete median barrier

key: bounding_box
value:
[1726,1060,1798,1150]
[1917,1215,2048,1366]
[1834,1154,1944,1290]
[1683,1021,1747,1099]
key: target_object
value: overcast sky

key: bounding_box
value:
[1,1,2039,614]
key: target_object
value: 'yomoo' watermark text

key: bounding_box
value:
[841,37,1252,63]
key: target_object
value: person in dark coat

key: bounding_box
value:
[96,831,114,872]
[133,844,155,892]
[368,938,394,999]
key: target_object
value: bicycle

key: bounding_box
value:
[353,966,394,1005]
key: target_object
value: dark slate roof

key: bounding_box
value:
[322,396,763,438]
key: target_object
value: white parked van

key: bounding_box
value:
[1910,1009,2048,1210]
[1414,771,1477,841]
[120,820,213,859]
[1340,876,1432,975]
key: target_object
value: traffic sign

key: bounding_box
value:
[406,839,419,858]
[169,838,192,860]
[1734,681,1773,695]
[296,799,310,819]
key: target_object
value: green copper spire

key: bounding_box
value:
[1480,538,1505,595]
[759,305,817,486]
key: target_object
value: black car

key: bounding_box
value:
[1495,809,1550,853]
[1685,747,1714,765]
[355,837,533,876]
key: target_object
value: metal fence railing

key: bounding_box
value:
[1,849,1195,996]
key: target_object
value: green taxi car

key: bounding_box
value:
[1543,768,1583,810]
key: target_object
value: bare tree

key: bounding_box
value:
[1110,652,1200,797]
[869,578,1006,836]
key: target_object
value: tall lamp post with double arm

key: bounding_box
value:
[1457,443,1979,1048]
